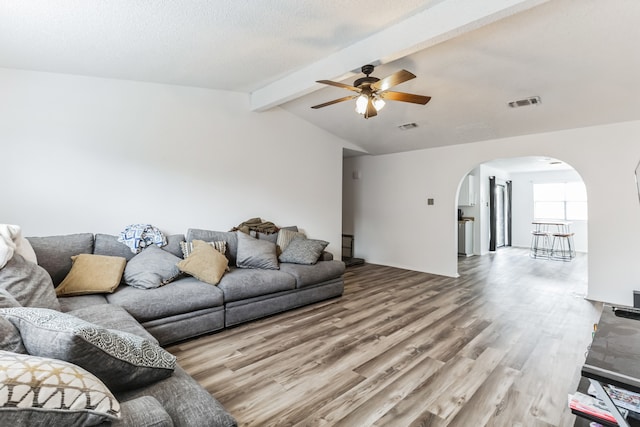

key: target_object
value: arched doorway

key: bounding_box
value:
[455,155,589,292]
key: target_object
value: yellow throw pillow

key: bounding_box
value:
[55,254,126,297]
[176,240,228,285]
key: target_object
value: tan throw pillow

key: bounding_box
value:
[55,254,126,297]
[176,240,228,285]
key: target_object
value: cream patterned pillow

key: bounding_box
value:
[0,307,176,391]
[0,350,120,425]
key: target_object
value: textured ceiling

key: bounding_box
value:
[0,0,434,92]
[1,0,639,159]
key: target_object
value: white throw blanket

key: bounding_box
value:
[0,224,37,269]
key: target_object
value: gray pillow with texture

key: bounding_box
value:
[0,307,176,391]
[0,254,60,311]
[124,245,182,289]
[278,236,329,265]
[236,231,279,270]
[27,233,94,286]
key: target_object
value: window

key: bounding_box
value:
[533,182,587,220]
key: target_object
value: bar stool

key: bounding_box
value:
[530,231,551,259]
[550,232,576,261]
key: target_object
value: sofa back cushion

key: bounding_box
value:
[0,254,60,311]
[94,234,185,260]
[186,229,238,266]
[27,233,94,286]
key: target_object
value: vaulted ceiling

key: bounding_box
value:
[2,0,639,157]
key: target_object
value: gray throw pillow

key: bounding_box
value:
[0,289,20,309]
[0,254,60,311]
[0,307,176,391]
[235,231,279,270]
[278,237,329,265]
[124,245,182,289]
[0,350,120,425]
[0,316,25,353]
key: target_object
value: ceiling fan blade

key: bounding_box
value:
[364,97,377,119]
[371,69,416,91]
[380,91,431,105]
[316,80,361,92]
[311,95,358,109]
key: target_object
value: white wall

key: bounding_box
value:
[343,120,640,306]
[0,68,346,255]
[511,169,588,252]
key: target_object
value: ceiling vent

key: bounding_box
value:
[508,96,541,108]
[398,122,418,130]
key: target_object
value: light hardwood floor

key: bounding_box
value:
[168,248,602,426]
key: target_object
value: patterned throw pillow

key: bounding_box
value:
[55,254,127,297]
[0,307,176,391]
[179,240,227,258]
[0,350,120,425]
[278,236,329,265]
[123,245,182,289]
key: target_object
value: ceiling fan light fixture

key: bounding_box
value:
[312,64,431,119]
[355,94,369,114]
[373,97,385,111]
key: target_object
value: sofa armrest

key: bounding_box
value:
[112,396,174,427]
[318,251,333,261]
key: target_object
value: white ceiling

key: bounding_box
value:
[2,0,640,161]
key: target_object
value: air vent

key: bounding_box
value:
[398,122,418,130]
[508,96,541,108]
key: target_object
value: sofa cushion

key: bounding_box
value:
[279,260,346,288]
[116,365,236,427]
[115,396,173,427]
[124,245,182,289]
[1,307,176,391]
[55,254,126,297]
[0,350,120,425]
[278,236,329,265]
[106,276,225,322]
[236,231,279,270]
[186,228,238,266]
[27,233,94,286]
[177,240,228,285]
[217,268,296,302]
[0,254,60,311]
[68,304,158,344]
[94,233,185,260]
[57,294,109,312]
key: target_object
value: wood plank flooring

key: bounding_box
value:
[168,248,602,426]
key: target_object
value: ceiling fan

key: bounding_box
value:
[311,64,431,119]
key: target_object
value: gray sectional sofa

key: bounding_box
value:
[0,227,345,426]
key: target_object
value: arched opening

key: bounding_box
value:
[455,156,589,294]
